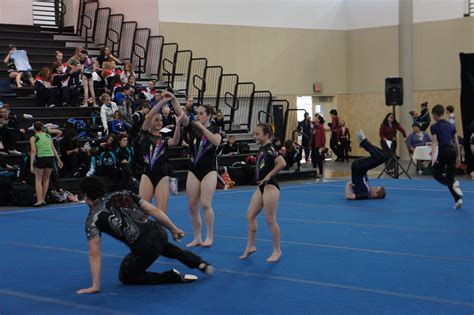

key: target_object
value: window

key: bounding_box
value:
[296,96,312,122]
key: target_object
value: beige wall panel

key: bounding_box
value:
[160,22,346,95]
[345,26,399,94]
[413,18,474,91]
[337,93,401,156]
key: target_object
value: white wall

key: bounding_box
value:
[160,0,469,30]
[0,0,33,25]
[413,0,466,23]
[345,0,399,29]
[159,0,347,30]
[99,0,160,34]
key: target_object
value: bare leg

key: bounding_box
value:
[200,171,217,247]
[34,168,45,205]
[14,72,22,88]
[186,172,202,247]
[263,185,281,262]
[139,174,154,203]
[239,189,263,259]
[82,76,89,106]
[155,176,170,213]
[89,79,96,105]
[41,168,52,202]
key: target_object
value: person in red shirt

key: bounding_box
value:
[379,113,407,171]
[310,114,326,177]
[329,109,343,162]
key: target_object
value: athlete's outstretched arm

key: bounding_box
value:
[140,200,185,242]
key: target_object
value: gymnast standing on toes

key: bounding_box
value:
[345,130,388,200]
[182,104,222,248]
[430,104,463,209]
[240,123,286,262]
[77,177,214,294]
[138,93,185,213]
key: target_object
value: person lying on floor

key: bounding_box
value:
[345,130,388,200]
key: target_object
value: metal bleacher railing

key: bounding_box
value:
[73,0,293,135]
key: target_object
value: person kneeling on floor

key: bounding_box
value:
[77,176,214,294]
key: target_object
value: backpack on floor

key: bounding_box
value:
[0,177,12,206]
[10,184,36,207]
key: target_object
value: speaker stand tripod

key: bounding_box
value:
[377,105,411,179]
[377,150,411,179]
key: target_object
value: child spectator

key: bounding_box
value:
[120,62,136,84]
[110,110,131,135]
[80,49,97,107]
[100,93,119,134]
[34,67,58,107]
[115,133,135,189]
[221,135,239,155]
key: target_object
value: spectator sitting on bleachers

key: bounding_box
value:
[97,134,118,177]
[221,135,239,155]
[34,67,58,107]
[120,62,136,84]
[3,44,34,88]
[130,101,151,137]
[283,140,302,171]
[59,128,81,177]
[95,46,121,75]
[161,105,175,131]
[126,75,141,94]
[272,138,283,153]
[111,110,131,135]
[100,93,119,134]
[0,104,25,155]
[0,154,16,177]
[114,85,133,117]
[51,62,80,107]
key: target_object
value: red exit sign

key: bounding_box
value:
[313,82,323,93]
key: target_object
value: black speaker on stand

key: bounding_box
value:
[378,77,411,179]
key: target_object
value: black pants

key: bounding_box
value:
[352,139,388,177]
[37,88,58,107]
[433,145,460,201]
[301,137,311,162]
[330,133,342,160]
[340,139,350,161]
[119,225,203,285]
[380,139,397,170]
[311,147,324,175]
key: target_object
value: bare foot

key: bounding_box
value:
[239,247,257,259]
[266,250,282,263]
[186,239,202,248]
[202,238,213,247]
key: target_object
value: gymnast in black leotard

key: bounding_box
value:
[138,92,185,213]
[240,123,286,263]
[182,104,222,248]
